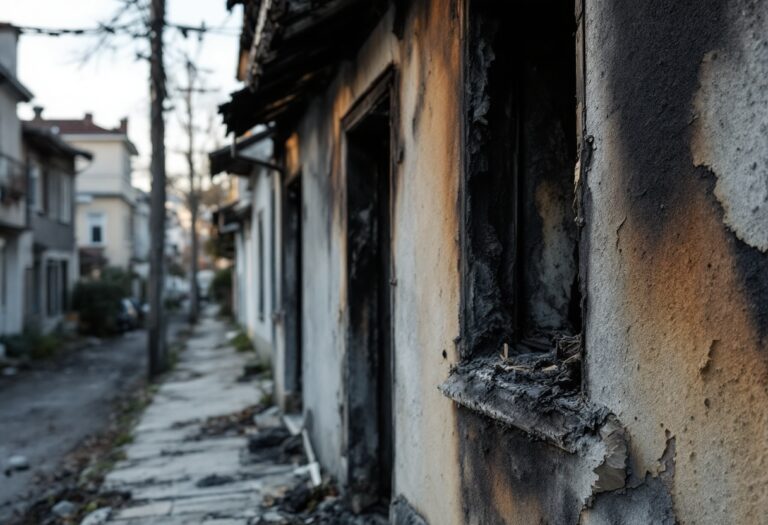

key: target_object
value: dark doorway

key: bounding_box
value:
[344,82,393,512]
[283,175,303,410]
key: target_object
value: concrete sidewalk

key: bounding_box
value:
[100,312,301,525]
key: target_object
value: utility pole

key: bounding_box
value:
[148,0,168,377]
[183,59,200,325]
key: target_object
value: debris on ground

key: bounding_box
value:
[256,479,388,525]
[247,426,307,465]
[51,500,76,519]
[254,406,282,428]
[6,454,30,473]
[249,427,291,450]
[191,403,267,439]
[15,487,128,525]
[195,473,235,488]
[79,507,111,525]
[6,385,149,524]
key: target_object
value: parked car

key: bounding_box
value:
[127,298,146,323]
[116,298,140,331]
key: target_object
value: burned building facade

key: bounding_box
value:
[219,0,768,523]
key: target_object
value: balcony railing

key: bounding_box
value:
[0,154,27,205]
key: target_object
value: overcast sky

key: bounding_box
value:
[4,0,242,192]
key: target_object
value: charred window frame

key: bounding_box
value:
[461,0,580,360]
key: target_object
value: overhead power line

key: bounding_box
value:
[15,22,238,39]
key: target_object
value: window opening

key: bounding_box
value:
[463,0,579,358]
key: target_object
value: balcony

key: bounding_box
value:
[0,155,27,231]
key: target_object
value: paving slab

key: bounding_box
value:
[103,310,300,524]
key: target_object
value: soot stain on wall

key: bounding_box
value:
[457,407,586,525]
[601,0,768,340]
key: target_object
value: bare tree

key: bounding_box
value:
[178,59,210,325]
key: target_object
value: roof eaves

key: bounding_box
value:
[23,124,93,161]
[208,127,274,176]
[0,62,33,102]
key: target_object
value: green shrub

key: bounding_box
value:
[211,267,233,317]
[210,267,233,302]
[100,266,133,296]
[72,280,124,335]
[230,331,254,353]
[0,328,62,360]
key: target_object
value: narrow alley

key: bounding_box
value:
[2,0,768,523]
[8,308,390,524]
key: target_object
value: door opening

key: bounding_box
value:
[284,175,303,410]
[344,84,393,512]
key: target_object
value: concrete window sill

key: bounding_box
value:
[441,352,632,494]
[439,352,628,491]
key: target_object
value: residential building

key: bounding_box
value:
[0,23,33,337]
[218,1,768,523]
[30,110,138,277]
[209,131,282,382]
[22,125,91,332]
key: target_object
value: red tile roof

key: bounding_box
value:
[27,111,138,154]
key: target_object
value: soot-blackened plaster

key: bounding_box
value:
[585,1,768,523]
[293,2,465,522]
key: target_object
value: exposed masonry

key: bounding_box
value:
[580,434,678,524]
[441,351,626,497]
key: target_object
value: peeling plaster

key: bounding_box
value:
[691,34,768,253]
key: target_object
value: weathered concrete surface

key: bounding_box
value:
[0,329,155,522]
[102,312,301,524]
[292,1,463,523]
[584,1,768,523]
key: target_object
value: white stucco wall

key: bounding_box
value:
[76,196,134,269]
[246,168,277,361]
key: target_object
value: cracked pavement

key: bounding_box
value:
[101,311,304,524]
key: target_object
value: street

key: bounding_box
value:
[0,322,180,522]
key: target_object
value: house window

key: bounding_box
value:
[88,212,106,245]
[46,261,62,316]
[257,210,265,320]
[28,162,41,212]
[462,0,579,358]
[45,170,61,220]
[41,169,49,214]
[60,176,72,224]
[61,260,69,310]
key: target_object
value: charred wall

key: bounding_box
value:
[292,2,465,522]
[584,1,768,523]
[273,0,768,522]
